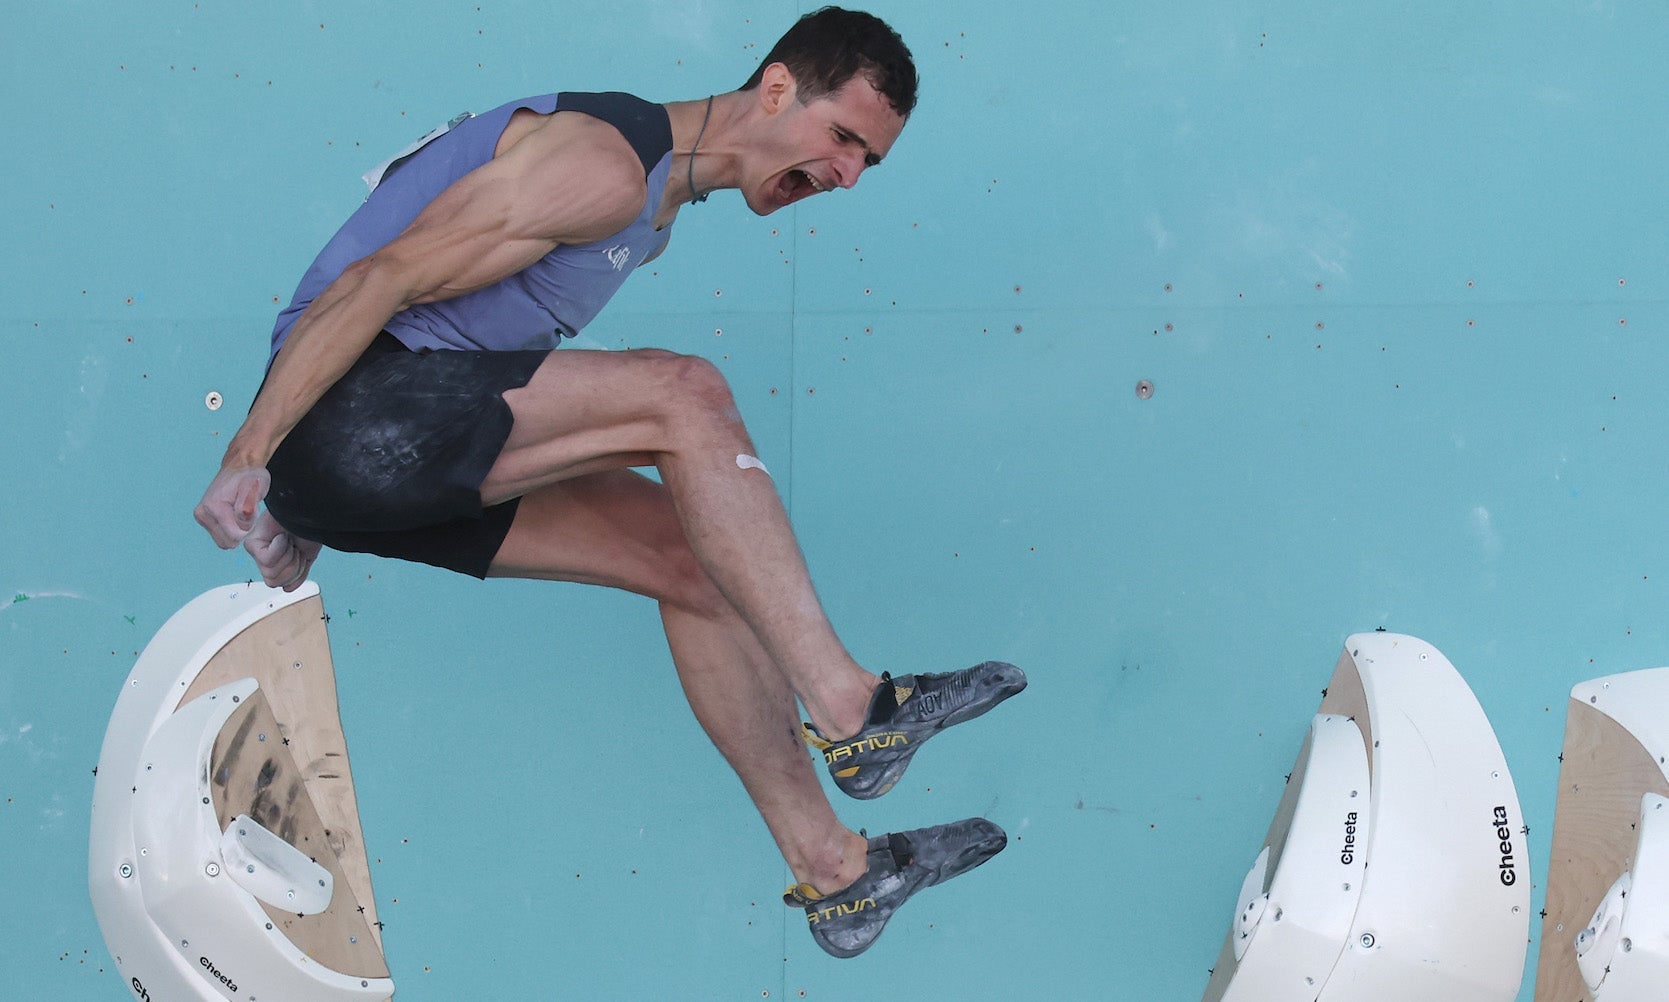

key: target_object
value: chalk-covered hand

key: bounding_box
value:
[243,510,323,592]
[194,466,272,548]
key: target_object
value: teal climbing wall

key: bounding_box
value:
[4,2,1666,998]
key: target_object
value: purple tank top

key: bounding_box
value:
[270,92,675,359]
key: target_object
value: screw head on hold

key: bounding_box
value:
[205,862,221,878]
[1360,933,1376,949]
[205,391,224,411]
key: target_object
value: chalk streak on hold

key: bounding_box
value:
[736,454,770,475]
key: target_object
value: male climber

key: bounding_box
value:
[193,7,1024,958]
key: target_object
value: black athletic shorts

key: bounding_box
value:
[265,333,549,578]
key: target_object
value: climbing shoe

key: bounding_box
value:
[785,817,1008,958]
[802,661,1027,800]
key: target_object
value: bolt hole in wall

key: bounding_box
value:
[5,2,1669,1001]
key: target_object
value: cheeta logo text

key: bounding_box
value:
[1340,811,1359,865]
[130,978,151,1002]
[1493,805,1517,886]
[201,955,239,993]
[822,732,907,765]
[805,896,876,924]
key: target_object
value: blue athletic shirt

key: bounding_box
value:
[270,92,675,361]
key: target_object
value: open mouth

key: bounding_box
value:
[779,168,828,202]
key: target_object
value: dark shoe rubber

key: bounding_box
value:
[785,817,1008,958]
[802,661,1028,799]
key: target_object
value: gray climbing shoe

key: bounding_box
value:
[801,662,1028,799]
[784,817,1008,958]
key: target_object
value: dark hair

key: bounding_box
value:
[740,7,918,117]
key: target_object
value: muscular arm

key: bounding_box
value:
[223,114,648,471]
[197,112,649,563]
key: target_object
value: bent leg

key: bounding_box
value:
[489,469,868,891]
[482,348,875,739]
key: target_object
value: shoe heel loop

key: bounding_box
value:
[783,882,825,907]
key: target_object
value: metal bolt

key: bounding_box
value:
[1135,379,1155,400]
[205,391,224,411]
[118,863,133,879]
[1360,933,1376,949]
[206,862,221,878]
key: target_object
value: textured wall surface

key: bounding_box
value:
[3,2,1665,999]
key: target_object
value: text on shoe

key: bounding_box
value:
[805,896,877,924]
[822,732,908,764]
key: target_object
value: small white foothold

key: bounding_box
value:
[736,454,770,475]
[205,391,224,411]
